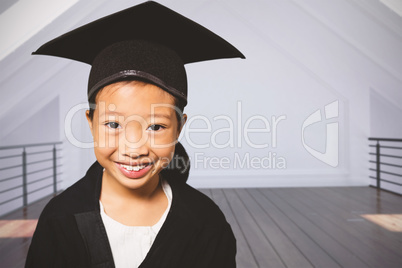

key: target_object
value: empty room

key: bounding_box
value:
[1,0,401,267]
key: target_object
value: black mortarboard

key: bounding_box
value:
[33,1,245,107]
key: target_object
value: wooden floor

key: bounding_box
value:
[199,187,402,268]
[1,187,401,268]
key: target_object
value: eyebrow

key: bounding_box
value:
[148,114,172,120]
[100,111,172,120]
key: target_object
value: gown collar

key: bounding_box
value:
[73,161,191,267]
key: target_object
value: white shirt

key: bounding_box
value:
[99,179,172,268]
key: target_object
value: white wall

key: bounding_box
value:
[1,0,401,198]
[181,0,402,188]
[2,96,60,145]
[370,89,402,139]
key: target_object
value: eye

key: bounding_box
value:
[105,122,121,129]
[147,124,165,131]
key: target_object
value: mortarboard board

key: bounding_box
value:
[33,1,245,107]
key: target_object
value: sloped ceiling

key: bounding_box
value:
[0,0,79,61]
[0,0,401,140]
[0,0,18,15]
[380,0,402,17]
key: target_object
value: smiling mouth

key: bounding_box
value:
[118,163,151,172]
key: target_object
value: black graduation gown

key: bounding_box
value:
[25,161,236,268]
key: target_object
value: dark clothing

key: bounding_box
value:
[25,161,236,268]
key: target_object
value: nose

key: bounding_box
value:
[119,122,150,159]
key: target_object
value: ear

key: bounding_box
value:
[85,110,94,136]
[177,113,187,139]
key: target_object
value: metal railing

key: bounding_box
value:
[0,142,62,208]
[369,138,402,194]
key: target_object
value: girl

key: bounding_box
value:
[25,1,244,267]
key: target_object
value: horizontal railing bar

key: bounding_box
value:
[380,162,402,168]
[0,142,62,151]
[369,176,402,187]
[0,161,60,172]
[0,195,23,206]
[26,158,53,166]
[27,180,63,195]
[0,154,21,160]
[0,179,62,205]
[0,174,22,183]
[368,138,402,142]
[26,149,53,156]
[0,172,62,188]
[26,172,62,185]
[368,153,402,159]
[27,175,53,185]
[0,169,61,182]
[379,146,402,150]
[379,170,402,177]
[369,145,402,150]
[0,184,22,195]
[0,164,22,171]
[369,168,402,177]
[26,167,52,175]
[379,179,402,187]
[369,161,402,168]
[27,184,52,195]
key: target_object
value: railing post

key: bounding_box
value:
[376,141,380,189]
[22,147,27,206]
[53,145,57,194]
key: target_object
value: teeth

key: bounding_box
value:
[120,164,147,171]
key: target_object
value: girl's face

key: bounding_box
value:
[86,81,187,192]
